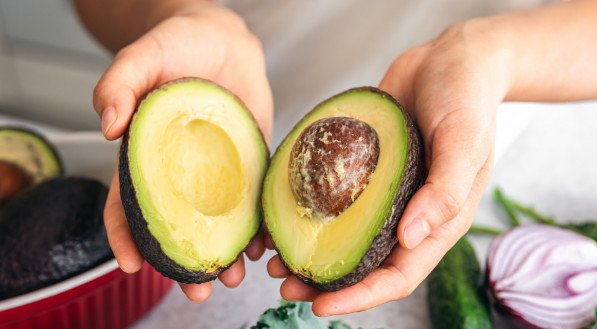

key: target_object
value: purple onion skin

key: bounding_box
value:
[487,285,544,329]
[486,262,544,329]
[486,224,597,329]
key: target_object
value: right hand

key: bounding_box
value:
[94,2,273,303]
[266,19,508,315]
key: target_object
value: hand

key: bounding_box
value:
[267,19,512,315]
[95,3,273,302]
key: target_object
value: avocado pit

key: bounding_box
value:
[288,117,380,220]
[0,160,31,205]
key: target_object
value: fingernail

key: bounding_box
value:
[404,217,430,249]
[101,106,117,137]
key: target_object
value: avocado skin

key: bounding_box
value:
[0,177,112,300]
[427,237,492,329]
[271,87,425,291]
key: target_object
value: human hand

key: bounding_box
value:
[267,19,513,315]
[93,2,273,302]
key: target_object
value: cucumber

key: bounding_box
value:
[427,237,492,329]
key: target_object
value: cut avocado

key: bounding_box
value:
[262,87,424,291]
[0,127,62,205]
[120,78,268,283]
[0,127,62,183]
[0,177,111,300]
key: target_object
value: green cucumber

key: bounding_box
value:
[427,237,492,329]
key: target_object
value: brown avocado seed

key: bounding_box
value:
[0,161,31,205]
[288,117,380,220]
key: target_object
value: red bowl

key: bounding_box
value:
[0,259,173,329]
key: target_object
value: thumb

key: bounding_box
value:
[398,109,493,249]
[93,43,160,140]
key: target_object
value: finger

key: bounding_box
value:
[218,255,245,288]
[245,229,265,261]
[312,206,471,316]
[312,266,408,317]
[267,255,290,278]
[397,106,492,249]
[280,275,320,302]
[104,169,144,273]
[180,282,213,303]
[312,158,492,316]
[93,39,161,140]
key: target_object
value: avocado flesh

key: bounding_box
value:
[0,127,62,183]
[263,88,422,287]
[122,79,268,279]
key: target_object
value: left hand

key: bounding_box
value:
[266,19,512,316]
[94,3,273,303]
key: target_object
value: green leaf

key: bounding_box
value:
[494,187,597,242]
[328,320,352,329]
[250,301,376,329]
[468,225,503,236]
[492,187,522,226]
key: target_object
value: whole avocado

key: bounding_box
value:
[0,177,112,300]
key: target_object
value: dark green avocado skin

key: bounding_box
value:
[278,87,426,291]
[427,237,492,329]
[0,177,112,300]
[119,130,233,283]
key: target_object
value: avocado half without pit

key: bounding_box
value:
[262,87,425,291]
[120,78,268,283]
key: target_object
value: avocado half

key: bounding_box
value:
[120,78,268,283]
[262,87,425,291]
[0,127,63,204]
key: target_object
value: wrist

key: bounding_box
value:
[452,17,518,103]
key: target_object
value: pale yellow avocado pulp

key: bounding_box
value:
[128,80,267,272]
[263,91,408,283]
[0,130,61,183]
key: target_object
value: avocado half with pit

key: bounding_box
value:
[0,127,63,204]
[120,78,268,283]
[262,87,425,291]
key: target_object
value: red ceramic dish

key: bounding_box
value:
[0,259,173,329]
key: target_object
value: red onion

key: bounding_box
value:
[487,224,597,329]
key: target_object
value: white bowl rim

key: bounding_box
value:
[0,258,120,311]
